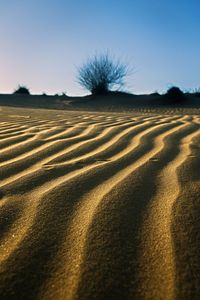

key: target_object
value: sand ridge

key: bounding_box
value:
[0,106,200,300]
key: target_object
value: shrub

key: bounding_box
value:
[14,85,30,95]
[165,86,185,103]
[78,53,128,95]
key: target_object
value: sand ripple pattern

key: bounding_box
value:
[0,107,200,300]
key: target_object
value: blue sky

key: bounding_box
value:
[0,0,200,95]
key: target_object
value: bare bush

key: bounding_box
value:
[78,54,128,95]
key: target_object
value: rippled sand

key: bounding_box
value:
[0,106,200,300]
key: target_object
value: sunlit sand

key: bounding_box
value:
[0,106,199,299]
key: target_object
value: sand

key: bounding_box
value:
[0,105,199,300]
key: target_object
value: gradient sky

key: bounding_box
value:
[0,0,200,96]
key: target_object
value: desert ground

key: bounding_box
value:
[0,105,200,300]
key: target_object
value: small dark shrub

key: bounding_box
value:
[14,85,30,95]
[78,53,128,95]
[165,86,185,103]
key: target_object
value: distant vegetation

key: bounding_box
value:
[1,63,198,109]
[164,86,186,103]
[14,85,30,95]
[78,53,128,95]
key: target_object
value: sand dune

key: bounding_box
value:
[0,106,200,300]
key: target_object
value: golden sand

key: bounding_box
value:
[0,106,199,299]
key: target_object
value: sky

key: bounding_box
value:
[0,0,200,96]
